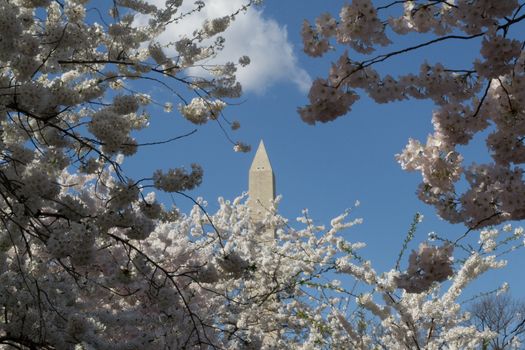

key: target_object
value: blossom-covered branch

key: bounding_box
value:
[300,0,525,228]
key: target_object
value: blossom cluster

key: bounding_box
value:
[395,243,454,293]
[178,97,227,124]
[152,164,204,192]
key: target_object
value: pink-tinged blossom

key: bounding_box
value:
[395,243,454,293]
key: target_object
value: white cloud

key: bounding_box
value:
[144,0,311,94]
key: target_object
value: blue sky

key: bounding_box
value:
[122,0,525,297]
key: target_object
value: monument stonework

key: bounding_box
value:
[248,140,275,234]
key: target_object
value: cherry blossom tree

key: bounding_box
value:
[2,0,525,349]
[295,2,525,348]
[300,0,525,228]
[0,0,269,348]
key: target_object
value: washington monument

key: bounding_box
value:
[248,140,275,231]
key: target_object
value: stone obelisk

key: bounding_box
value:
[248,140,275,237]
